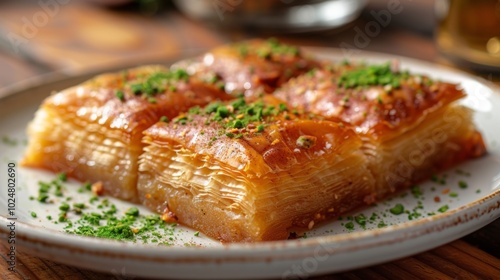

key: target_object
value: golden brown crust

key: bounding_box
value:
[145,98,356,177]
[274,63,466,141]
[45,65,231,137]
[22,65,231,201]
[173,39,321,98]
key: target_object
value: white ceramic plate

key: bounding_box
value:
[1,49,499,279]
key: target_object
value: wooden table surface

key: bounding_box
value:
[0,2,499,279]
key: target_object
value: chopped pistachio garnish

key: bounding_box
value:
[238,38,300,61]
[377,221,387,228]
[58,214,67,222]
[208,98,266,130]
[265,37,300,56]
[344,222,354,230]
[73,203,85,209]
[257,48,271,59]
[172,97,305,146]
[296,135,317,149]
[174,116,188,125]
[458,180,468,189]
[57,172,67,182]
[38,182,50,193]
[389,203,404,215]
[188,106,201,115]
[410,186,423,198]
[238,44,248,57]
[125,207,140,217]
[33,175,180,245]
[131,84,143,95]
[37,194,49,203]
[431,174,447,185]
[279,103,288,112]
[1,135,19,146]
[59,202,70,212]
[377,96,383,105]
[115,90,125,102]
[337,63,409,89]
[215,106,230,119]
[354,214,367,228]
[216,82,225,90]
[438,205,449,213]
[306,68,316,77]
[128,69,190,99]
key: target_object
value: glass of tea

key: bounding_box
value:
[436,0,500,71]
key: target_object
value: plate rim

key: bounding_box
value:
[1,185,499,256]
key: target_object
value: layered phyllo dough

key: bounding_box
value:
[22,65,231,201]
[138,96,376,241]
[274,62,486,200]
[172,38,320,98]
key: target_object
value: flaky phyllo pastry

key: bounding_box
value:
[22,65,230,201]
[274,62,486,201]
[138,96,376,241]
[22,40,487,243]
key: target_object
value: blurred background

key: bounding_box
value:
[1,0,498,91]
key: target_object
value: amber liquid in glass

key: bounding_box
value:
[437,0,500,70]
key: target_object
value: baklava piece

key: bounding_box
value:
[138,96,376,242]
[22,66,231,201]
[274,62,486,200]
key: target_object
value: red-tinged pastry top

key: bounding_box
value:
[143,95,361,177]
[173,38,321,98]
[274,62,467,140]
[42,66,232,139]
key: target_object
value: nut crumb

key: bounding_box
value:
[296,135,317,149]
[91,181,104,196]
[161,207,178,223]
[308,220,315,230]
